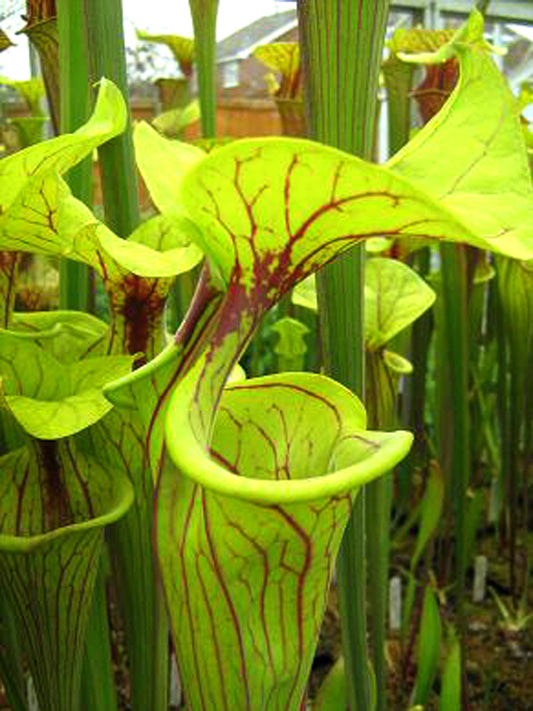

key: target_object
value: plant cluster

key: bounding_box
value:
[0,3,531,710]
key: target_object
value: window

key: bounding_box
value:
[222,60,240,89]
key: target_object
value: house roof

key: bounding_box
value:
[216,9,297,62]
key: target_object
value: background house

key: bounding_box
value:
[216,9,298,98]
[180,9,299,138]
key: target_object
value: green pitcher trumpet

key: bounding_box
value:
[0,441,133,711]
[0,335,135,711]
[161,362,412,708]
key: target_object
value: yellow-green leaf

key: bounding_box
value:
[365,257,436,349]
[0,333,134,438]
[0,30,14,53]
[388,12,533,260]
[253,43,301,98]
[0,76,45,114]
[0,78,126,216]
[136,30,195,76]
[134,121,205,214]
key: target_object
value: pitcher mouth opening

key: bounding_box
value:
[0,477,134,551]
[165,373,413,505]
[167,426,411,504]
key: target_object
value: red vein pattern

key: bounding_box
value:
[79,405,164,708]
[158,378,358,708]
[109,140,428,707]
[0,436,132,711]
[0,530,102,711]
[0,250,20,328]
[161,483,351,711]
[104,271,170,362]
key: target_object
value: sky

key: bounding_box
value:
[0,0,296,80]
[124,0,294,41]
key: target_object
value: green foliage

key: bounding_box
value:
[253,43,301,98]
[134,120,204,213]
[388,12,533,261]
[0,79,125,226]
[0,326,134,711]
[439,630,461,711]
[411,586,441,706]
[161,367,409,707]
[411,463,445,573]
[0,76,45,115]
[152,99,200,139]
[314,658,347,710]
[489,587,533,633]
[402,464,445,662]
[10,310,108,361]
[0,76,47,147]
[0,333,133,438]
[293,256,436,355]
[365,258,436,350]
[0,437,133,711]
[271,316,309,371]
[136,30,195,76]
[0,8,532,710]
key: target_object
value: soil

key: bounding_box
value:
[308,530,533,710]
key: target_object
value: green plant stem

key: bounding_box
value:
[83,0,140,237]
[108,492,170,711]
[409,249,432,458]
[152,583,170,710]
[167,267,199,333]
[81,563,117,711]
[317,252,369,711]
[57,0,92,310]
[396,250,433,515]
[382,56,413,157]
[471,368,500,472]
[439,242,470,707]
[298,2,390,708]
[72,3,168,710]
[523,359,532,586]
[365,351,397,709]
[493,274,509,540]
[189,0,219,138]
[0,594,26,711]
[366,473,390,705]
[508,355,526,599]
[57,5,117,706]
[495,258,532,599]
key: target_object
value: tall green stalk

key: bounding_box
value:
[83,0,140,237]
[0,593,26,711]
[57,4,117,707]
[382,48,413,156]
[80,563,118,711]
[438,242,470,705]
[496,257,533,597]
[69,3,167,710]
[57,0,91,310]
[189,0,220,138]
[365,353,395,711]
[297,2,390,708]
[397,249,433,512]
[408,249,432,458]
[493,277,510,535]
